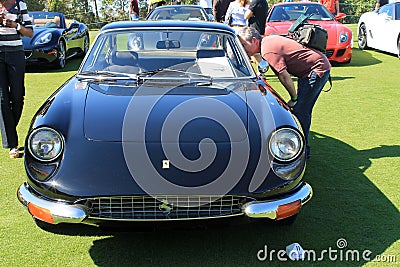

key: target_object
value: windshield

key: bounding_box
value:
[80,28,254,79]
[30,12,62,28]
[147,6,209,21]
[268,4,334,22]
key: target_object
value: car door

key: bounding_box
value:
[380,4,398,53]
[373,4,395,52]
[63,22,81,57]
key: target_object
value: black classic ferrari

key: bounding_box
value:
[22,11,89,69]
[17,21,312,230]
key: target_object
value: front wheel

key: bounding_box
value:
[397,38,400,58]
[54,40,66,69]
[81,34,90,57]
[358,23,368,50]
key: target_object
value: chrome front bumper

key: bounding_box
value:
[17,183,88,224]
[17,182,312,224]
[242,182,312,219]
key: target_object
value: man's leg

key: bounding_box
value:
[293,71,330,156]
[0,54,18,149]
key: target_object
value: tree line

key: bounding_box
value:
[27,0,376,28]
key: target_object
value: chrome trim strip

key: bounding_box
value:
[242,182,312,219]
[17,183,88,224]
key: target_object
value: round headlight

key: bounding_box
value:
[28,127,64,161]
[269,128,303,162]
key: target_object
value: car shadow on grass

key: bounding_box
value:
[25,58,83,73]
[83,133,400,266]
[339,48,382,67]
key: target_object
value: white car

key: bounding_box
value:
[358,2,400,57]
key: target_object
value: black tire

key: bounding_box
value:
[54,40,66,69]
[397,37,400,59]
[358,23,368,50]
[81,34,90,57]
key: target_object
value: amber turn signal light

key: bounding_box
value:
[28,203,54,224]
[276,200,301,220]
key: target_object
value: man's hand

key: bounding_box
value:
[288,99,297,109]
[5,19,17,28]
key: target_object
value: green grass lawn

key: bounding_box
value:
[0,26,399,266]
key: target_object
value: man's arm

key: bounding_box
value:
[335,0,340,13]
[244,9,253,20]
[276,69,296,99]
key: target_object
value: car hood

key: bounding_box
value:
[84,83,249,143]
[265,20,349,46]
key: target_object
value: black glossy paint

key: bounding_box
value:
[26,77,304,201]
[24,22,306,203]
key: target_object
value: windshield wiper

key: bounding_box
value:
[137,68,213,84]
[77,70,137,80]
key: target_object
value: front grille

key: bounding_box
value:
[84,195,254,221]
[325,50,334,58]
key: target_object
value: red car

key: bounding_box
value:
[264,2,352,64]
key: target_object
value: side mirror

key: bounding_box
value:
[69,22,79,29]
[335,13,346,20]
[258,60,269,77]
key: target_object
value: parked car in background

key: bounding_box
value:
[146,5,212,21]
[17,20,312,230]
[265,2,352,63]
[358,2,400,58]
[22,11,90,69]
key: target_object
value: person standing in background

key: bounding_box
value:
[244,0,268,35]
[0,0,33,158]
[198,0,212,9]
[129,0,140,20]
[224,0,250,27]
[213,0,234,22]
[147,0,166,15]
[318,0,339,15]
[375,0,388,11]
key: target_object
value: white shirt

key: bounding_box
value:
[198,0,212,8]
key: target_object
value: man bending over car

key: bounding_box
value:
[236,26,331,159]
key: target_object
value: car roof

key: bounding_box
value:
[100,20,235,33]
[155,4,205,8]
[273,1,323,6]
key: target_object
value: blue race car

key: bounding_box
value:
[22,11,89,69]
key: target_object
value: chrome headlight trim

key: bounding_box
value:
[34,32,52,45]
[28,127,64,162]
[269,128,303,162]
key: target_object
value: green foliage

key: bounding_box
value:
[26,0,46,11]
[340,0,376,23]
